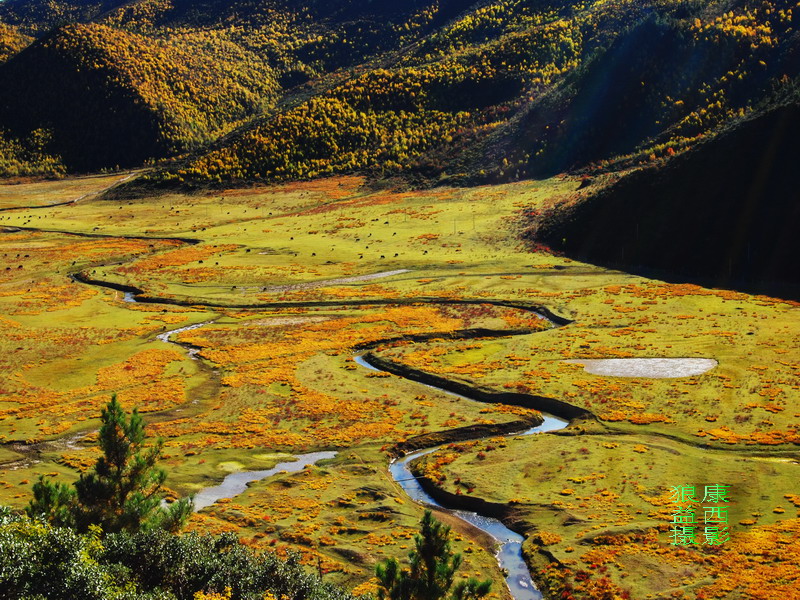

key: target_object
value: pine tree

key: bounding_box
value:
[26,475,76,528]
[27,395,192,534]
[376,510,492,600]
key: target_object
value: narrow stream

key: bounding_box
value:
[193,451,337,511]
[142,305,342,514]
[355,354,568,600]
[156,320,215,359]
[110,273,567,595]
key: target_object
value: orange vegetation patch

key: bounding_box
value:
[117,243,237,272]
[58,447,101,472]
[697,426,800,446]
[0,348,187,442]
[268,175,366,200]
[604,282,800,308]
[540,515,800,600]
[6,282,97,314]
[696,518,800,599]
[0,232,173,312]
[192,305,465,383]
[151,305,490,450]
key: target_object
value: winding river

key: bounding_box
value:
[153,307,568,598]
[2,195,741,600]
[355,354,569,600]
[58,241,573,599]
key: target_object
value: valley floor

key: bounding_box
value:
[0,174,797,600]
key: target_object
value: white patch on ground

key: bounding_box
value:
[260,269,412,293]
[564,358,718,378]
[248,316,330,327]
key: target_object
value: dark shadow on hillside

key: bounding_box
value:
[534,102,800,301]
[0,26,167,171]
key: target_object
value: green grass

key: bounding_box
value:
[0,173,798,598]
[411,430,800,599]
[375,287,800,448]
[0,177,582,304]
[0,172,132,209]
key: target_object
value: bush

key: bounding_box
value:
[0,511,354,600]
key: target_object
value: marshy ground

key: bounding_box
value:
[0,174,797,600]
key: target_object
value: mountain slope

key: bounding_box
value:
[532,99,800,299]
[0,22,32,63]
[0,0,475,175]
[1,0,800,183]
[0,22,279,171]
[157,0,800,185]
[0,0,127,34]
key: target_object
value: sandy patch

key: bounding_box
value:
[564,358,718,378]
[260,269,412,294]
[248,316,330,327]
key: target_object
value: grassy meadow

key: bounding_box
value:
[0,174,797,599]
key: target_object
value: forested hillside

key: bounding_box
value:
[1,0,799,182]
[155,0,800,185]
[0,0,126,34]
[0,22,30,63]
[0,0,476,175]
[0,22,280,171]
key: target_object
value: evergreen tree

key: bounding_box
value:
[376,510,492,600]
[26,476,76,528]
[26,395,192,534]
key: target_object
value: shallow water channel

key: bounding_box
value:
[354,354,569,600]
[193,451,337,511]
[156,320,215,359]
[130,279,567,596]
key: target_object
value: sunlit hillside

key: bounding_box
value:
[1,0,799,181]
[0,2,798,600]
